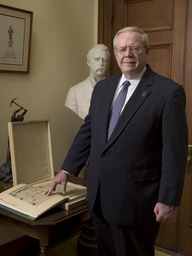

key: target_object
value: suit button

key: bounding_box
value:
[101,153,106,158]
[96,177,100,182]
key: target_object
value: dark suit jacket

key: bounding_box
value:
[62,65,188,225]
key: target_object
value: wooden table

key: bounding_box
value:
[0,179,90,255]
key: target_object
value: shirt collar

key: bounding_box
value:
[119,66,147,87]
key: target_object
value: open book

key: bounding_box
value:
[0,181,87,220]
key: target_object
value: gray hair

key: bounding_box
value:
[113,26,149,49]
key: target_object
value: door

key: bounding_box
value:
[177,1,192,254]
[98,0,192,254]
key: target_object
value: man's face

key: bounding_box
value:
[114,31,150,79]
[88,49,109,77]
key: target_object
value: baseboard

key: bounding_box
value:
[0,236,39,256]
[155,246,184,256]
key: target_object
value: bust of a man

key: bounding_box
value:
[65,44,110,119]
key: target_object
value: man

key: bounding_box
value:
[45,26,188,256]
[65,44,110,119]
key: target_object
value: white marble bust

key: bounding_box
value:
[65,44,110,119]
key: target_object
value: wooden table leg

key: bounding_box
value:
[39,226,49,255]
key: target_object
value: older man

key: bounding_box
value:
[45,27,188,256]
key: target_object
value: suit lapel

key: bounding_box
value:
[98,74,121,145]
[104,68,153,150]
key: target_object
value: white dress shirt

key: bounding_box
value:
[112,66,147,113]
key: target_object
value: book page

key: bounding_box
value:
[9,181,86,206]
[0,182,87,219]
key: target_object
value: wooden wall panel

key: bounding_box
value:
[147,44,172,77]
[126,0,173,30]
[124,0,174,80]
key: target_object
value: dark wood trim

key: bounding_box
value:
[124,0,152,3]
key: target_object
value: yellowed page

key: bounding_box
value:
[0,182,87,219]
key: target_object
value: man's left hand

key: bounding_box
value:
[154,202,177,222]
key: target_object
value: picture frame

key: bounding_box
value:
[0,4,33,73]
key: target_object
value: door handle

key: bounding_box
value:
[187,145,192,166]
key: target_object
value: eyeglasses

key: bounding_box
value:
[115,46,146,55]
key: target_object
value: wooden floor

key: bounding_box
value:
[36,235,182,256]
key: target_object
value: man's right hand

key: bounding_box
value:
[44,171,68,196]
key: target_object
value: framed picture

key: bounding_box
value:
[0,4,33,73]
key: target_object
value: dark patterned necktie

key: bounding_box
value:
[108,80,131,139]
